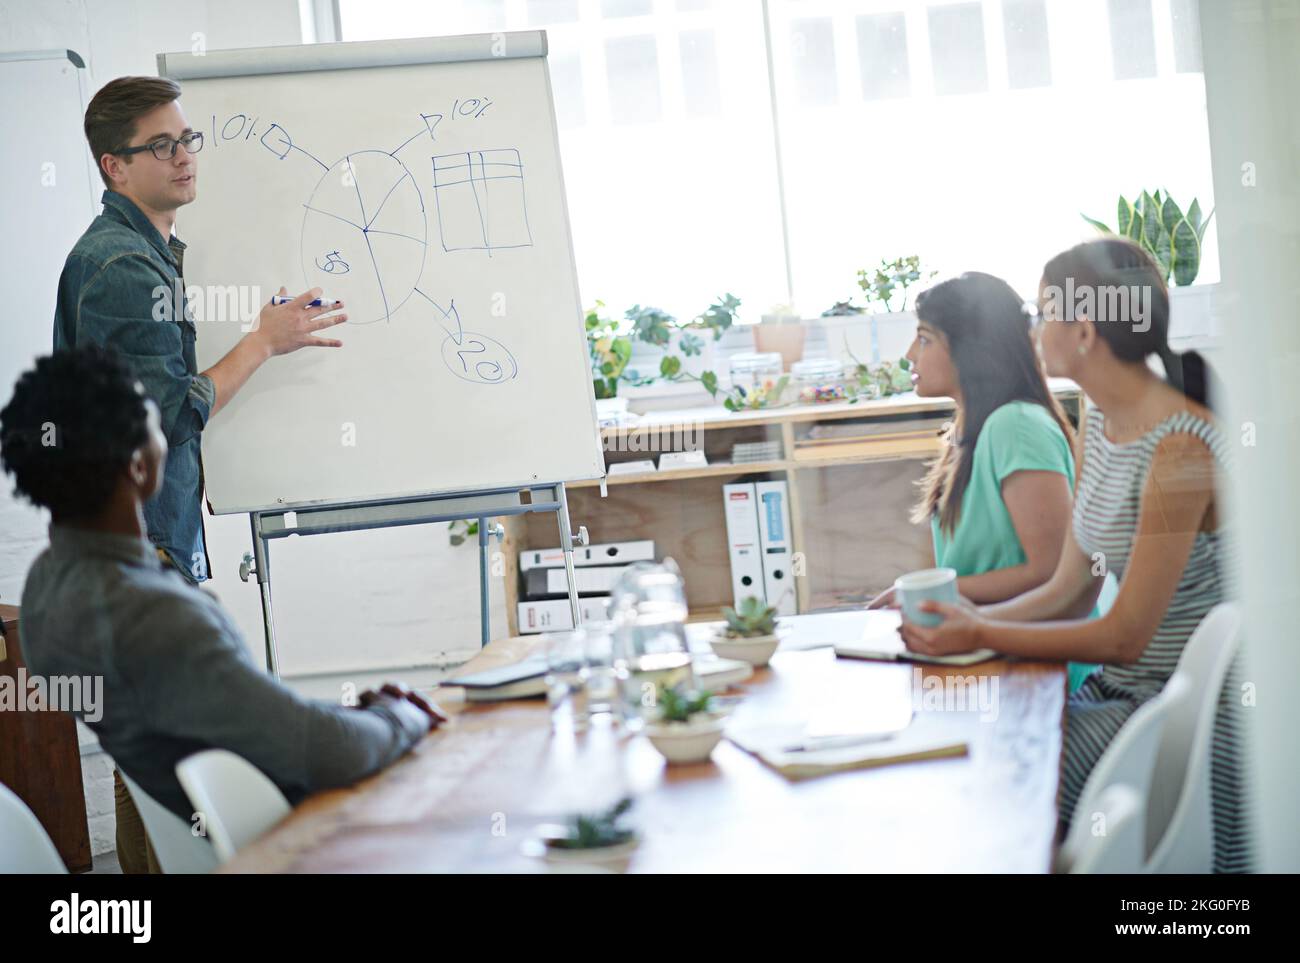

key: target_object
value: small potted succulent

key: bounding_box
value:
[709,596,782,667]
[538,797,640,872]
[643,684,726,764]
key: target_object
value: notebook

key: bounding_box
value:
[833,610,998,667]
[727,721,968,781]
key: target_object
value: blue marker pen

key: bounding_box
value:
[270,295,342,308]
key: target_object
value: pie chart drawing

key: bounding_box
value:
[300,150,427,325]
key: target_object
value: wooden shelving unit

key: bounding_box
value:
[501,382,1083,636]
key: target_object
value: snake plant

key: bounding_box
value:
[1081,190,1214,286]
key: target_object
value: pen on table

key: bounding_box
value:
[270,296,343,308]
[782,732,897,753]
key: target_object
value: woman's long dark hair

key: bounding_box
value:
[1040,237,1211,408]
[911,272,1074,534]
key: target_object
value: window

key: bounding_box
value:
[1003,0,1052,90]
[928,3,988,96]
[766,0,1218,306]
[339,0,788,323]
[338,0,1217,324]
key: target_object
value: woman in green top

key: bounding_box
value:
[868,272,1097,691]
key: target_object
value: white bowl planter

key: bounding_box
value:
[540,836,640,873]
[709,631,781,667]
[643,714,726,764]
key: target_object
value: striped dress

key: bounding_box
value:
[1062,405,1254,873]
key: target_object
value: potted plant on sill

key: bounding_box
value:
[537,796,640,872]
[855,254,937,365]
[588,293,739,404]
[626,293,739,386]
[755,302,806,369]
[709,595,783,667]
[587,300,654,401]
[643,683,727,764]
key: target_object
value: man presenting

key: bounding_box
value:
[55,75,345,582]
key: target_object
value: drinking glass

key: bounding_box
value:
[543,628,589,731]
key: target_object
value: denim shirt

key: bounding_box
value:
[54,190,215,581]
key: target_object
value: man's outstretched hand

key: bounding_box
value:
[251,286,347,355]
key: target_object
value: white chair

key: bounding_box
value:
[1068,784,1146,874]
[1146,602,1243,873]
[176,750,291,863]
[118,769,219,874]
[0,781,66,873]
[1056,674,1189,873]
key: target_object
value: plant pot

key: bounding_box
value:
[708,631,781,667]
[1168,283,1218,343]
[819,310,915,367]
[540,836,641,873]
[871,310,917,365]
[754,323,806,370]
[643,714,726,764]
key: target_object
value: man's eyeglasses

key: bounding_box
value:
[116,131,204,161]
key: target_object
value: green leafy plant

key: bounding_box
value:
[1081,190,1214,286]
[586,300,656,400]
[447,519,480,546]
[655,683,716,724]
[624,304,677,347]
[586,301,632,400]
[843,340,913,403]
[721,595,778,638]
[591,294,742,400]
[653,293,741,405]
[720,375,789,412]
[821,300,865,316]
[857,255,937,313]
[693,292,741,341]
[547,797,636,850]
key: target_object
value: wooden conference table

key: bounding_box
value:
[223,612,1066,873]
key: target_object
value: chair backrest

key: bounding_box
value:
[1068,784,1145,874]
[0,781,67,874]
[1056,674,1189,873]
[175,750,291,863]
[1146,602,1243,873]
[118,769,219,874]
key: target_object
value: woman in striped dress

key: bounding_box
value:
[898,238,1253,872]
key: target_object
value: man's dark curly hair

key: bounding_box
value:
[0,346,150,520]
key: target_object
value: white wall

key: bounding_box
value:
[1200,0,1300,873]
[0,1,505,686]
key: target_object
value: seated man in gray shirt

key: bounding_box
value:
[0,346,443,827]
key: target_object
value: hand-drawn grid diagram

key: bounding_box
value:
[432,149,534,254]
